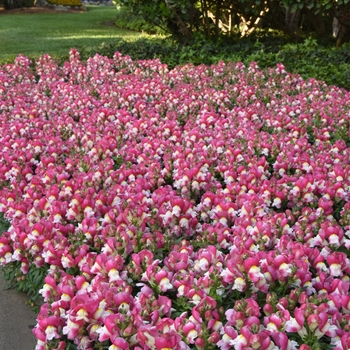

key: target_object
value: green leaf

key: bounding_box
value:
[290,3,298,13]
[0,213,10,235]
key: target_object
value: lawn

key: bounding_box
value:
[0,6,149,62]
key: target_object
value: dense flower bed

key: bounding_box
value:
[0,50,350,350]
[46,0,82,6]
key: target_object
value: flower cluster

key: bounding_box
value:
[0,51,350,349]
[46,0,82,7]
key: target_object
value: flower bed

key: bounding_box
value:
[0,50,350,350]
[46,0,82,6]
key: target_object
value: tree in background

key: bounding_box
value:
[3,0,32,9]
[114,0,199,39]
[114,0,350,45]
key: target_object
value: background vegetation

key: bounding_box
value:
[0,5,350,89]
[113,0,350,46]
[46,0,83,7]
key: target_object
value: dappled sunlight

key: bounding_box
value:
[0,6,155,62]
[44,34,140,40]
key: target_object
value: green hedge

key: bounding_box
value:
[46,0,82,6]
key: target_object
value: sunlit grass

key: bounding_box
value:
[0,6,154,62]
[46,35,124,39]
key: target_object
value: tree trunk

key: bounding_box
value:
[200,0,212,38]
[285,6,301,34]
[265,0,301,39]
[333,6,350,46]
[188,5,201,32]
[164,0,192,38]
[215,0,221,37]
[336,23,350,47]
[304,8,326,35]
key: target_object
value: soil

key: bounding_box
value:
[0,5,87,14]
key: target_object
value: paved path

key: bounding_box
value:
[0,269,37,350]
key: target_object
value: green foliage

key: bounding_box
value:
[113,0,194,38]
[281,0,350,13]
[114,6,166,35]
[0,212,10,235]
[1,262,47,312]
[275,39,350,90]
[2,0,34,9]
[81,34,243,68]
[113,0,350,42]
[46,0,82,6]
[1,215,46,312]
[112,155,124,170]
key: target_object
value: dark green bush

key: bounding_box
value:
[2,0,35,8]
[275,41,350,90]
[114,7,166,35]
[46,0,82,6]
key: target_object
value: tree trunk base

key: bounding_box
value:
[336,24,350,47]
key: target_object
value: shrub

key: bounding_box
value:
[46,0,82,6]
[114,6,166,35]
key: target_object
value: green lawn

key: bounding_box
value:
[0,6,149,62]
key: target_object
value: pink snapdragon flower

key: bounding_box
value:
[285,306,307,339]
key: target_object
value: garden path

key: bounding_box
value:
[0,269,37,350]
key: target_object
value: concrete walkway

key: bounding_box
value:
[0,269,37,350]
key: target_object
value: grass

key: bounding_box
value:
[0,6,152,62]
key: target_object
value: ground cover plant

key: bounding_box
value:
[0,51,350,350]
